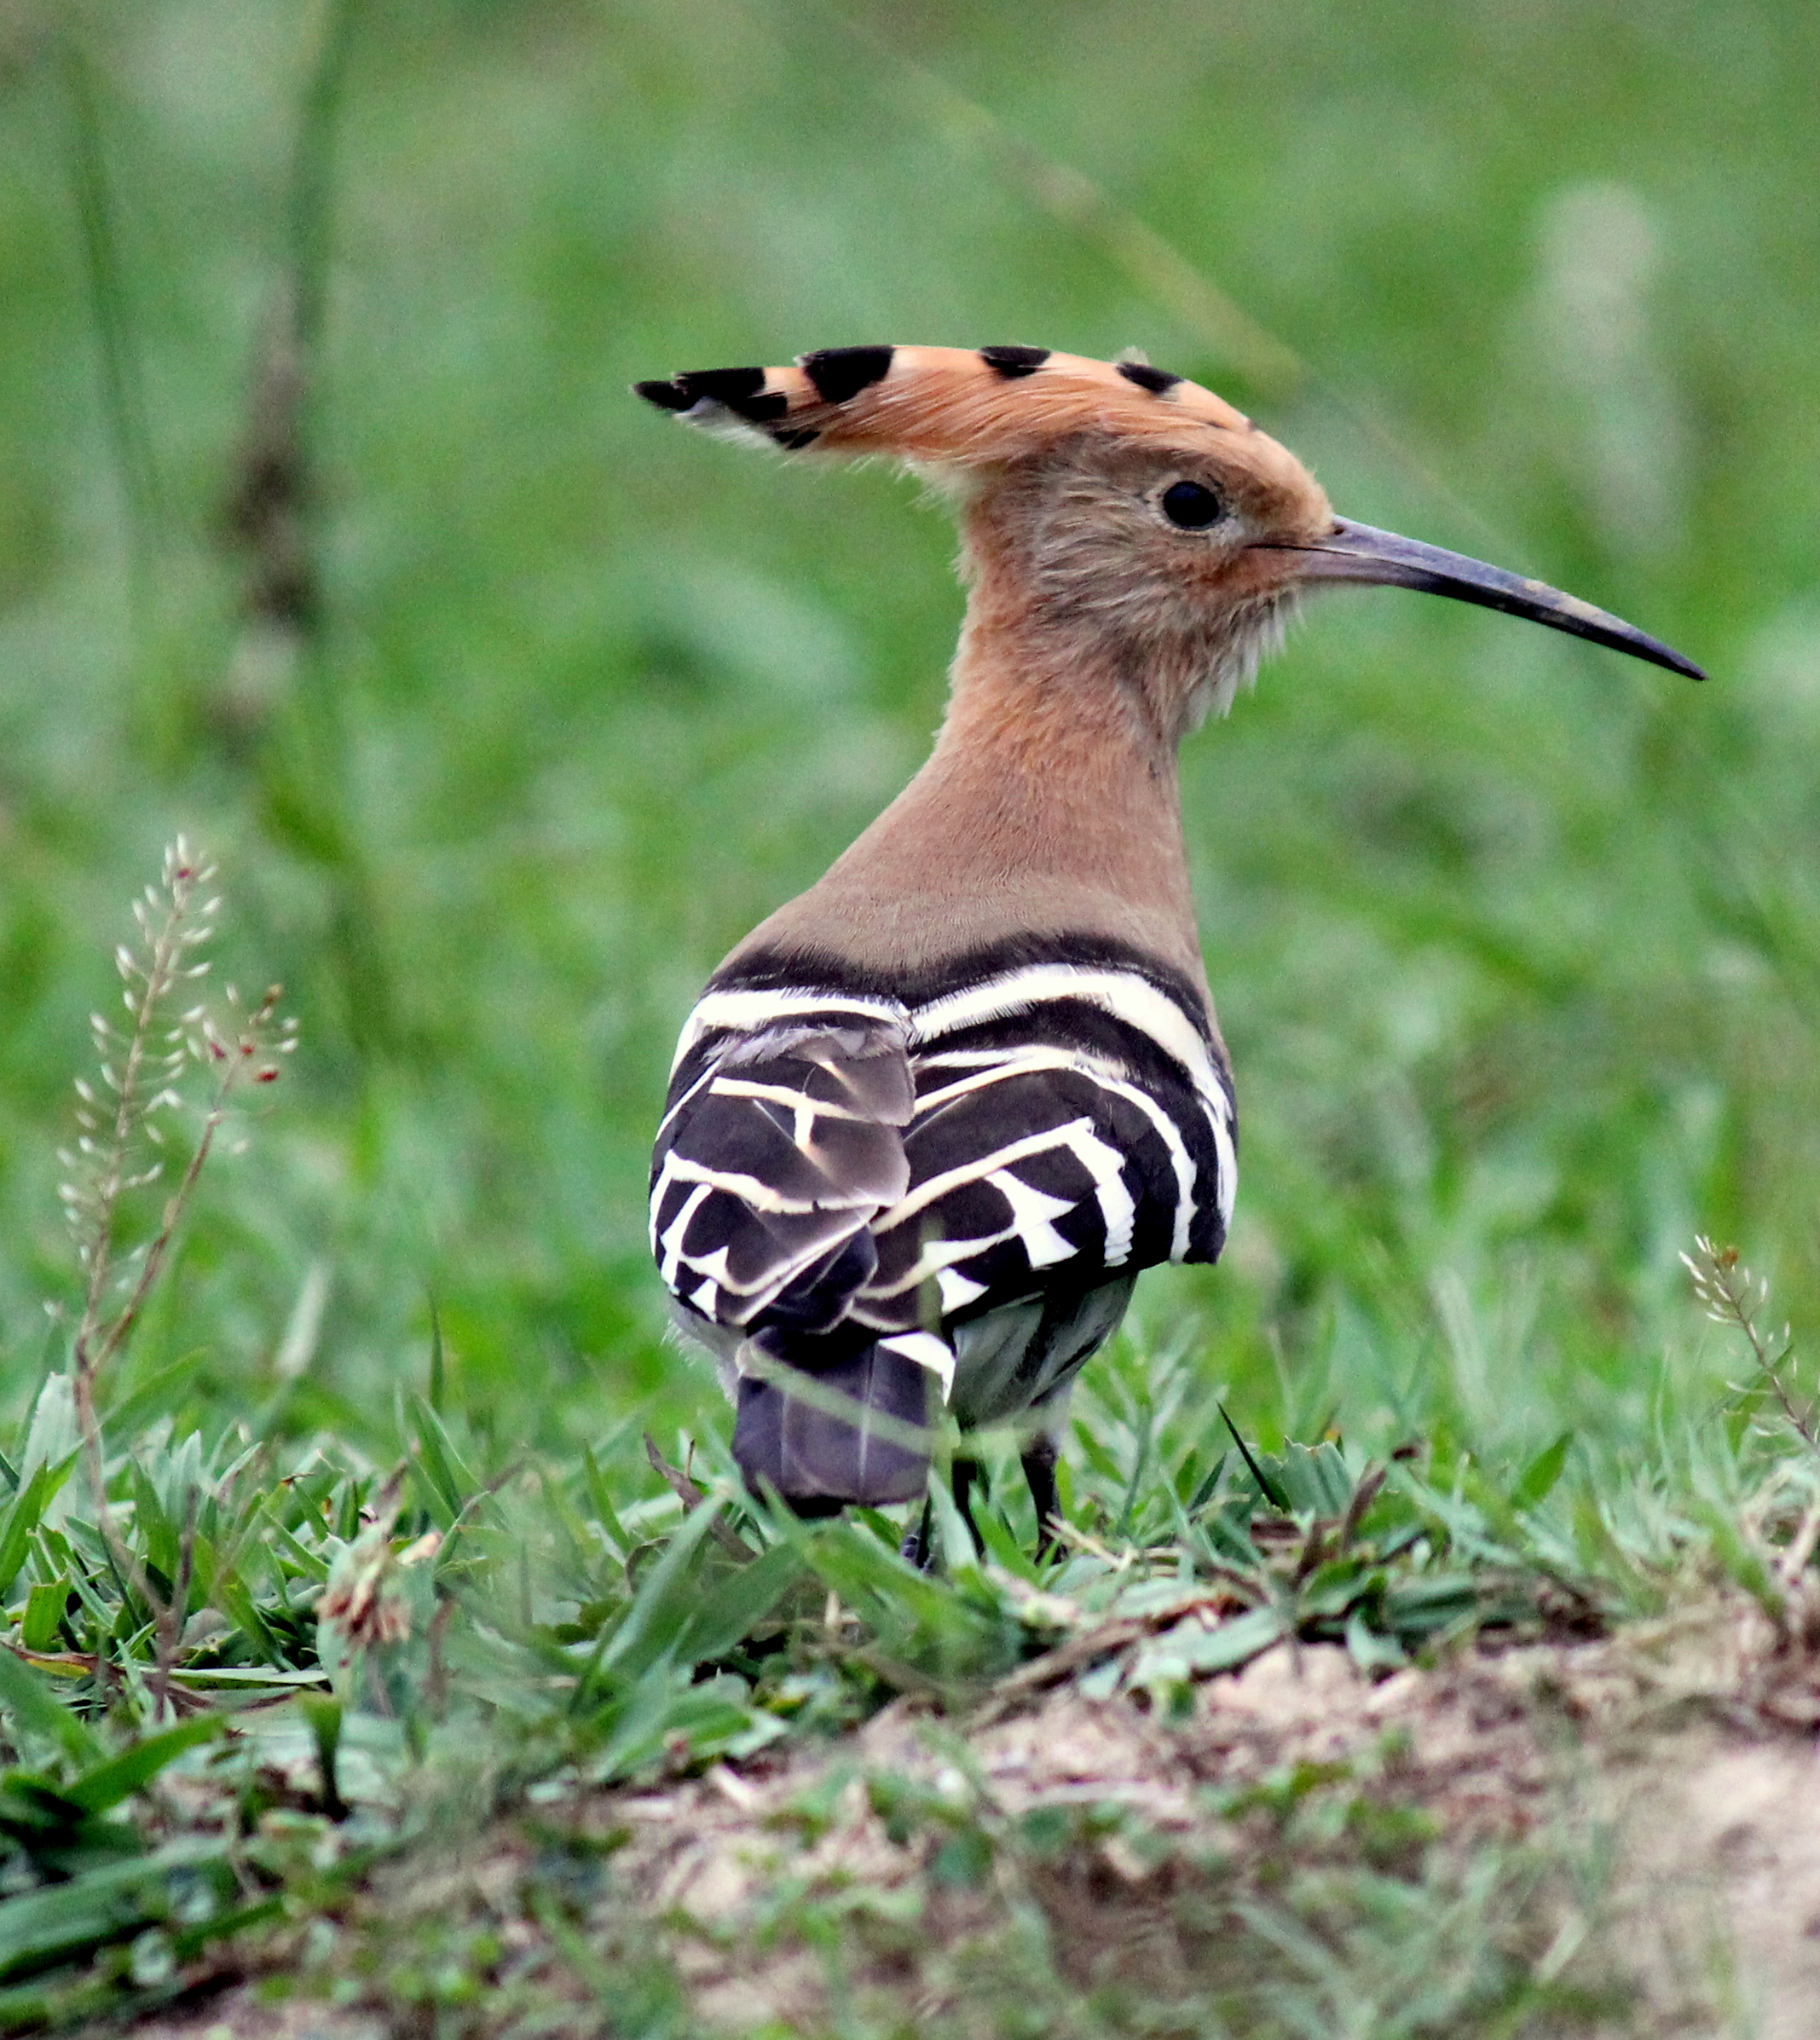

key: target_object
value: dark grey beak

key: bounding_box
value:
[1267,518,1705,680]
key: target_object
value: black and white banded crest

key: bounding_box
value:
[650,943,1237,1506]
[630,343,1262,467]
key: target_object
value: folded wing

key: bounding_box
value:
[650,1016,915,1337]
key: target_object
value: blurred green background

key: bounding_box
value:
[0,0,1815,1468]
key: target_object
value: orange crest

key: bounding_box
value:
[635,344,1258,467]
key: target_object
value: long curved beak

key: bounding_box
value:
[1263,518,1705,680]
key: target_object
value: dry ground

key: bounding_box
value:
[103,1592,1820,2040]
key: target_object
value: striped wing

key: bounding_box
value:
[651,958,1237,1502]
[852,1049,1178,1321]
[650,1014,915,1334]
[654,961,1235,1361]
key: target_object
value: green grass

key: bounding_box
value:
[0,1257,1800,2031]
[0,0,1817,2028]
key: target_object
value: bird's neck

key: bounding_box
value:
[727,585,1209,996]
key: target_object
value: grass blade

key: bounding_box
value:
[65,1717,223,1817]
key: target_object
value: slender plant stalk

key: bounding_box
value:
[61,28,163,641]
[221,0,395,1052]
[1682,1234,1814,1448]
[291,0,361,367]
[61,841,297,1702]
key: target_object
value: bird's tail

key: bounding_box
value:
[732,1332,946,1509]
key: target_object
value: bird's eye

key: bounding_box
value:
[1159,480,1223,529]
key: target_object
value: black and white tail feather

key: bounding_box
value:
[650,941,1237,1510]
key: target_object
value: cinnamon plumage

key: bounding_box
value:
[636,344,1702,1541]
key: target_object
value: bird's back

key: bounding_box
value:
[650,928,1236,1504]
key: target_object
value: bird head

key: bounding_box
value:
[636,344,1702,742]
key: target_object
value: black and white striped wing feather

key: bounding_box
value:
[651,960,1237,1424]
[650,1007,915,1336]
[859,1051,1174,1319]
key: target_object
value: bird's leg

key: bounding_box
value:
[901,1459,984,1571]
[900,1495,933,1569]
[951,1456,980,1550]
[1020,1434,1060,1556]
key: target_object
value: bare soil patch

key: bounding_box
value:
[113,1597,1820,2038]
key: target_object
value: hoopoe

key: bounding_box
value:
[636,344,1702,1542]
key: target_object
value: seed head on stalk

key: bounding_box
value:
[53,837,298,1701]
[1681,1234,1812,1449]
